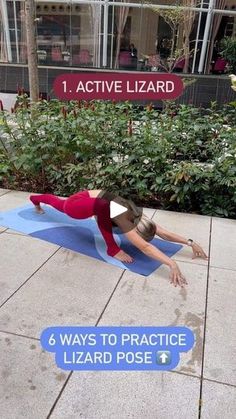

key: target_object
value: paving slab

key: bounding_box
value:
[0,188,10,196]
[50,370,200,419]
[201,380,236,419]
[210,217,236,270]
[143,207,156,219]
[152,210,210,267]
[0,226,7,232]
[203,267,236,386]
[0,249,123,338]
[0,190,63,235]
[0,331,69,419]
[98,262,207,377]
[0,92,17,111]
[5,229,27,235]
[0,190,32,212]
[0,190,32,234]
[0,233,59,306]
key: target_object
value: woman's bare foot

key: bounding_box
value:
[34,204,45,214]
[114,250,133,263]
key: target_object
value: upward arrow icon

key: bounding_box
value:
[160,353,168,364]
[157,351,171,365]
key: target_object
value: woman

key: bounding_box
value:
[30,190,208,288]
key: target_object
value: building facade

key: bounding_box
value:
[0,1,236,104]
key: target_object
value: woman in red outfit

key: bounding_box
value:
[30,190,208,288]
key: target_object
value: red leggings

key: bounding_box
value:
[29,191,121,257]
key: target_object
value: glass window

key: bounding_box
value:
[1,0,236,75]
[35,2,99,67]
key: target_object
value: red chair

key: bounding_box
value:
[119,51,133,68]
[213,58,227,73]
[51,47,62,62]
[173,58,185,72]
[74,49,91,66]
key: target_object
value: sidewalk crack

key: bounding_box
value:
[0,247,61,310]
[198,216,212,419]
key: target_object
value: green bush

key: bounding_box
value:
[0,96,236,218]
[220,37,236,73]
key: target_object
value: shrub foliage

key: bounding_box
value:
[0,95,236,218]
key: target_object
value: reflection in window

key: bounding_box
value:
[0,0,235,75]
[35,3,98,67]
[0,6,8,62]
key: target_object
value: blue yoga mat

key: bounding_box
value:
[0,204,182,276]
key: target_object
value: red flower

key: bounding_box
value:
[147,103,153,112]
[61,106,67,119]
[128,119,133,136]
[17,84,22,95]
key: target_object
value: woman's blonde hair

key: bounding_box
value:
[114,197,156,242]
[135,215,156,242]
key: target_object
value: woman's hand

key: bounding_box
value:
[114,250,134,263]
[191,242,208,260]
[169,261,187,288]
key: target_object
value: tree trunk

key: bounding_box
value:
[183,40,190,73]
[25,0,39,103]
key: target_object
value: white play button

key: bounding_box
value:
[110,200,128,219]
[95,190,143,232]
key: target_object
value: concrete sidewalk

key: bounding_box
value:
[0,188,235,419]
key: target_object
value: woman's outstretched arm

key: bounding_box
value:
[155,224,208,260]
[121,222,187,288]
